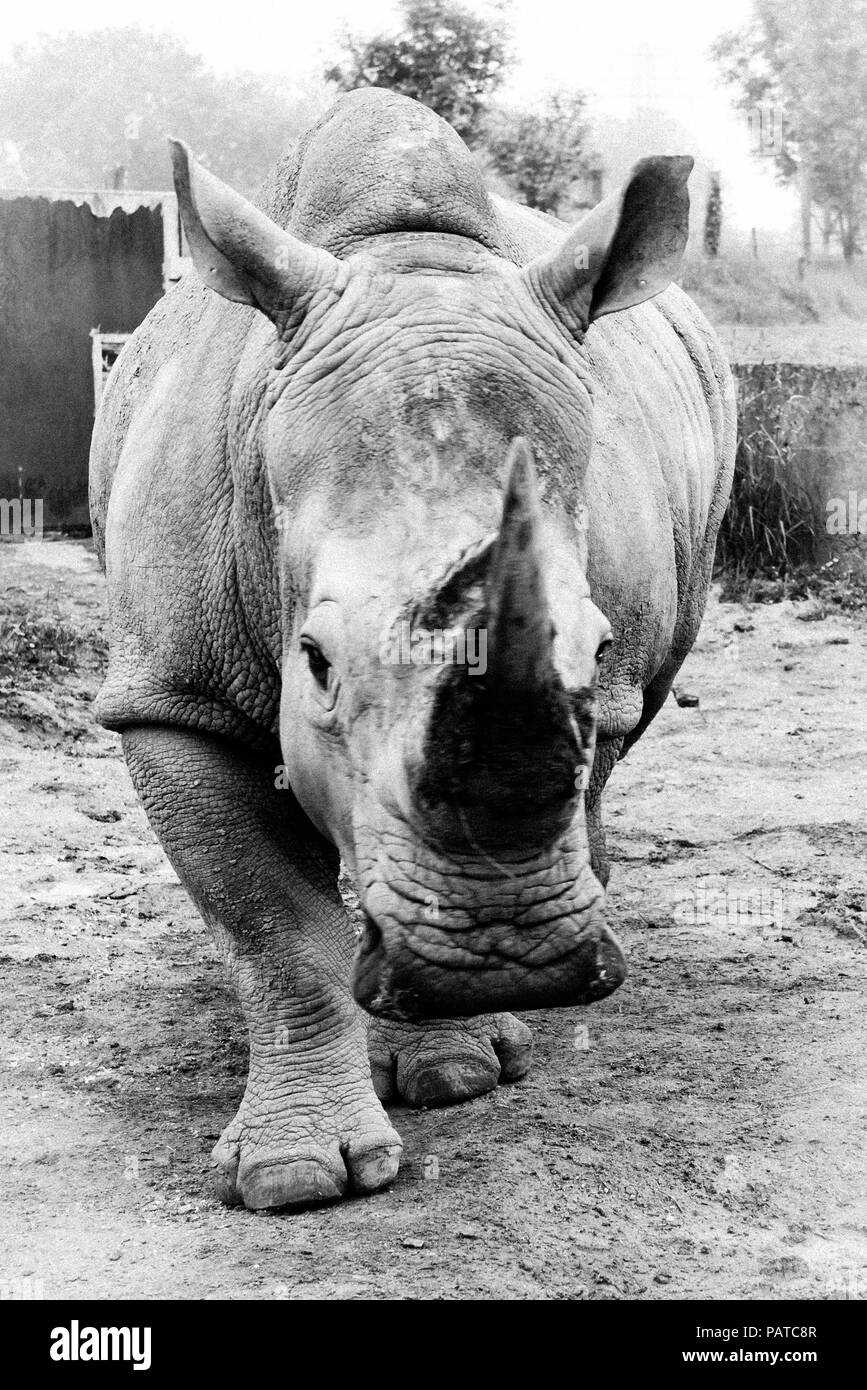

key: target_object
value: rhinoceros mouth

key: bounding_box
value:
[352,904,625,1021]
[348,835,624,1021]
[349,731,624,1019]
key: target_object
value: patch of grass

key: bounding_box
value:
[715,369,819,581]
[681,252,818,327]
[680,250,867,328]
[0,607,107,680]
[719,556,867,610]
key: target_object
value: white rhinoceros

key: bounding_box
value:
[89,89,735,1211]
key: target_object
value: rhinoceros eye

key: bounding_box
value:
[301,639,332,690]
[595,635,613,664]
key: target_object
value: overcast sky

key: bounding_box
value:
[1,0,795,234]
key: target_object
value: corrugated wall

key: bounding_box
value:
[0,197,164,527]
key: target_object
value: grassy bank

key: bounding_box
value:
[681,251,867,328]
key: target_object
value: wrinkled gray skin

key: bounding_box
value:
[90,90,735,1211]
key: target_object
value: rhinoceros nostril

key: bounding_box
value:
[352,914,389,1015]
[352,914,423,1022]
[358,913,384,961]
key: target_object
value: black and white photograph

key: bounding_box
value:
[0,0,864,1327]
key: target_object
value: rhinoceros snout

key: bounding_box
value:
[351,905,626,1023]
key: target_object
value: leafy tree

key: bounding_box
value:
[0,28,323,194]
[704,173,722,256]
[324,0,512,145]
[485,92,591,214]
[712,0,867,260]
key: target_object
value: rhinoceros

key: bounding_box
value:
[89,89,735,1211]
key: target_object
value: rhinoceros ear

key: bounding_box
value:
[169,139,340,322]
[522,156,693,336]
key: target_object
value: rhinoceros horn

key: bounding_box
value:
[414,440,581,848]
[169,139,340,321]
[485,437,557,694]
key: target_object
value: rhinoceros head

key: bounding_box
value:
[169,130,691,1020]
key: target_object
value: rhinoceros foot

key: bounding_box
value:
[367,1012,533,1108]
[211,1065,403,1211]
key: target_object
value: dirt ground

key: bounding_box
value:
[1,538,865,1301]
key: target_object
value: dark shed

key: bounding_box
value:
[0,190,186,528]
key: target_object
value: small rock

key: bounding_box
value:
[672,687,700,708]
[82,1069,118,1088]
[643,913,676,930]
[457,1226,480,1239]
[760,1253,809,1276]
[654,1272,672,1284]
[401,1237,425,1249]
[733,620,754,633]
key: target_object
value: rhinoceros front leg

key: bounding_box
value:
[121,725,402,1211]
[367,1012,533,1108]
